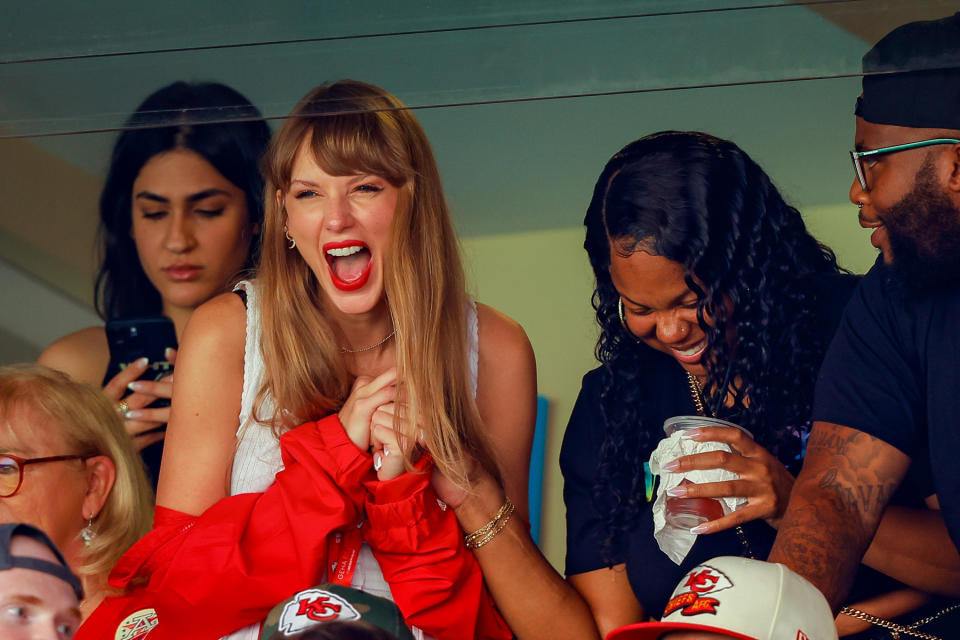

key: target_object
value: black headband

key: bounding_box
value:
[855,12,960,129]
[0,523,84,600]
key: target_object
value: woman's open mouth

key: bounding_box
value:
[323,240,373,291]
[670,339,707,364]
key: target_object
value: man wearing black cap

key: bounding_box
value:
[0,522,83,639]
[770,11,960,612]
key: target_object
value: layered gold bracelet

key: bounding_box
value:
[464,497,515,550]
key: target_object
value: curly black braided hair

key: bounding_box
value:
[582,131,847,563]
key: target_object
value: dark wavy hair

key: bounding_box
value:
[95,81,271,320]
[583,131,845,562]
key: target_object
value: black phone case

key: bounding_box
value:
[105,316,178,407]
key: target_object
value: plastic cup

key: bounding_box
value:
[662,416,752,530]
[663,415,752,438]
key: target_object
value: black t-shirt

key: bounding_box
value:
[814,260,958,546]
[561,273,917,616]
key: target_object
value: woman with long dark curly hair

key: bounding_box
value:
[563,131,941,636]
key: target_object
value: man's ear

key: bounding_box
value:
[81,455,116,522]
[948,142,960,194]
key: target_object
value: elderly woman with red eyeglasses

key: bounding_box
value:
[0,364,153,619]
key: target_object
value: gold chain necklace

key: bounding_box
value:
[838,602,958,640]
[684,371,755,559]
[339,329,396,354]
[686,371,707,416]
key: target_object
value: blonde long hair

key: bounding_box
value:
[258,80,497,486]
[0,365,153,583]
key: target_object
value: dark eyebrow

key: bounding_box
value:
[134,191,169,203]
[621,289,695,308]
[134,188,229,204]
[186,188,229,203]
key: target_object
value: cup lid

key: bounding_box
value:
[663,415,752,438]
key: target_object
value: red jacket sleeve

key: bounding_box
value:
[79,414,373,640]
[362,459,513,640]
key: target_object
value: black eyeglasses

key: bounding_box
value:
[0,454,90,498]
[850,138,959,191]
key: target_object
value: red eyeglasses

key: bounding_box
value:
[0,454,90,498]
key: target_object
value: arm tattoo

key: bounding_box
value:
[817,468,895,515]
[804,427,859,457]
[769,423,908,610]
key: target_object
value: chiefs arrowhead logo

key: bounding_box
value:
[682,565,733,595]
[115,608,158,640]
[279,588,361,634]
[797,631,810,640]
[663,565,734,618]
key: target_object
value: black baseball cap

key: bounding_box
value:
[0,523,83,600]
[856,12,960,129]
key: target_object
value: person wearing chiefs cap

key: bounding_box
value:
[606,556,838,640]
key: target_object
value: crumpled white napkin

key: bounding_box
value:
[648,432,746,564]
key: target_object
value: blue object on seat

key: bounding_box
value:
[528,395,548,544]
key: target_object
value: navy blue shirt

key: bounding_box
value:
[814,261,954,542]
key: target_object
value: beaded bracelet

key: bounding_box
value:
[464,497,515,550]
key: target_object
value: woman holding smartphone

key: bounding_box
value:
[39,81,271,486]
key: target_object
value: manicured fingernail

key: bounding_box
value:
[690,525,709,535]
[662,459,680,472]
[373,453,382,471]
[666,485,687,497]
[124,410,142,420]
[680,428,703,440]
[127,382,142,392]
[382,449,390,457]
[137,357,149,367]
[165,347,176,360]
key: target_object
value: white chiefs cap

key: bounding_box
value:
[606,556,838,640]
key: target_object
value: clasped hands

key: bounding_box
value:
[338,368,423,481]
[661,426,795,532]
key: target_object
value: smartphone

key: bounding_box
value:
[105,316,178,406]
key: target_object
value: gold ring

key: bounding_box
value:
[116,400,129,415]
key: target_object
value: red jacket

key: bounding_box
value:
[78,415,511,640]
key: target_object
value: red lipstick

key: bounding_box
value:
[323,241,372,292]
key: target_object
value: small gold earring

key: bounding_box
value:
[618,298,639,342]
[283,225,296,250]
